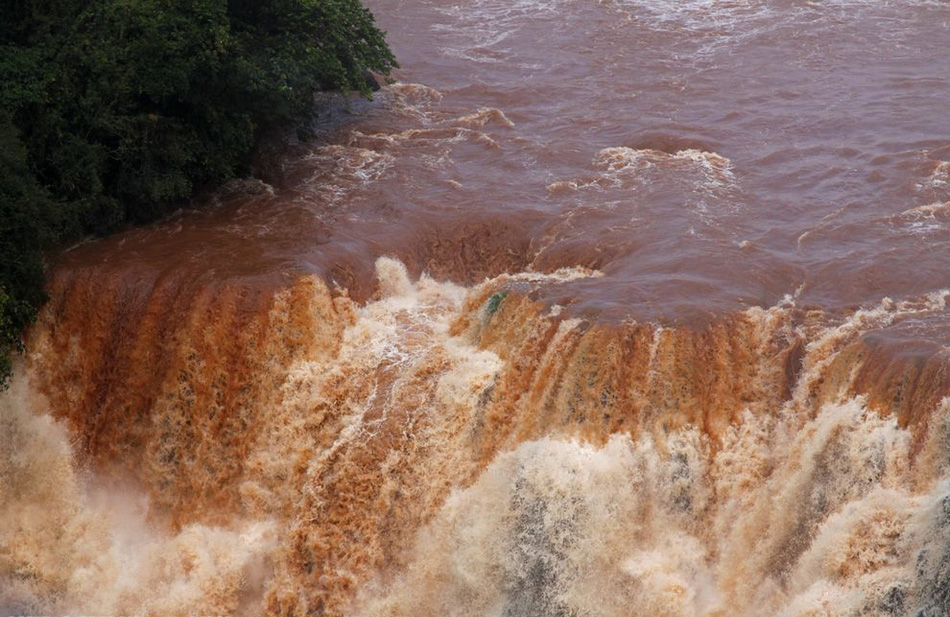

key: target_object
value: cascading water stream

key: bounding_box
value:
[4,258,950,615]
[4,0,950,615]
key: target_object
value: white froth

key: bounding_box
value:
[0,374,277,617]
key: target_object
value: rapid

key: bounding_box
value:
[3,1,950,616]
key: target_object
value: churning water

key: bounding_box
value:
[3,1,950,615]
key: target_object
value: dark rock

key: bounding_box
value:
[363,70,382,92]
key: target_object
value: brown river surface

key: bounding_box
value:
[55,0,950,329]
[6,1,950,616]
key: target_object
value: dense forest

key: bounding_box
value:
[0,0,396,382]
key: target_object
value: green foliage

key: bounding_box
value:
[486,291,508,318]
[0,0,396,385]
[0,112,54,386]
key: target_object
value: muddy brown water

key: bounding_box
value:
[56,0,950,329]
[7,1,950,616]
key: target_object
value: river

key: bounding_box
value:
[2,1,950,615]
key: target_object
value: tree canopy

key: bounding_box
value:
[0,0,397,383]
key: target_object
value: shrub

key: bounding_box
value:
[0,0,396,385]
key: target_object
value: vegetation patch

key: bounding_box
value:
[0,0,396,384]
[486,291,508,318]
